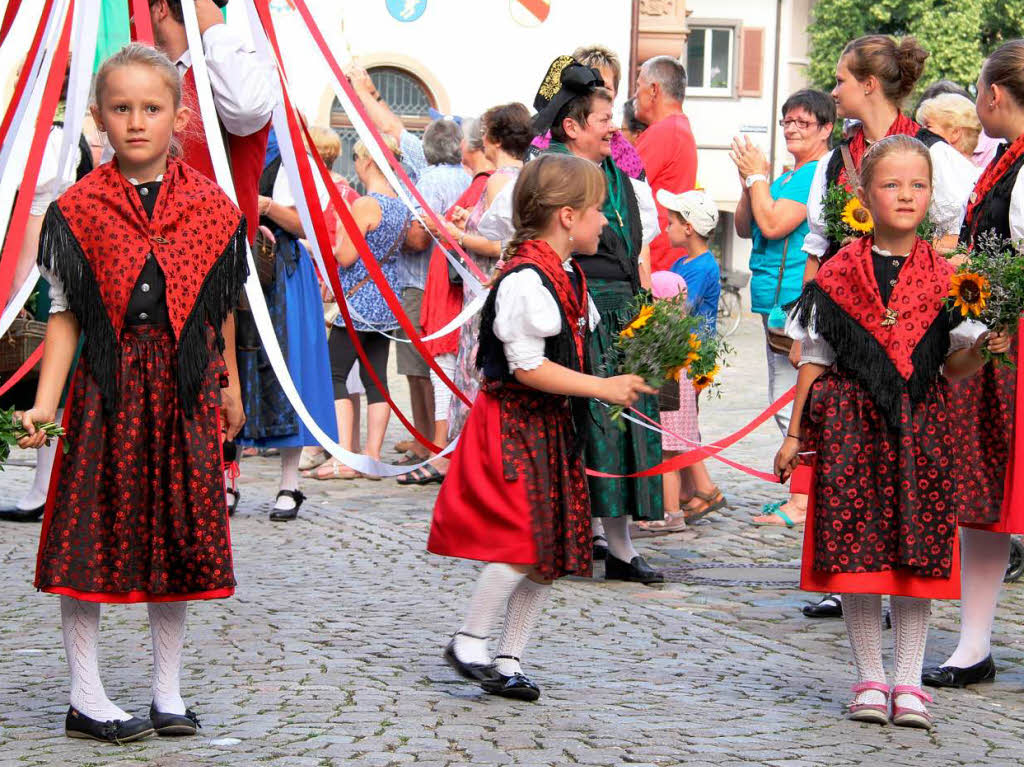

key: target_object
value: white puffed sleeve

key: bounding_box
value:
[802,150,831,258]
[948,318,989,354]
[477,180,516,244]
[493,270,564,371]
[629,178,660,245]
[785,304,835,367]
[1010,167,1024,244]
[37,258,68,314]
[929,142,980,237]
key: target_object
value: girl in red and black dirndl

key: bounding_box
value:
[18,45,247,743]
[923,40,1024,689]
[777,135,1006,729]
[427,154,651,702]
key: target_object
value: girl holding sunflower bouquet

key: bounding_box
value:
[777,135,1008,730]
[801,35,977,283]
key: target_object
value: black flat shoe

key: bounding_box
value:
[479,659,541,702]
[604,553,664,584]
[149,703,200,736]
[922,655,996,688]
[0,505,44,522]
[592,534,608,561]
[269,489,306,521]
[802,594,843,618]
[64,707,154,744]
[443,634,499,682]
[225,487,240,517]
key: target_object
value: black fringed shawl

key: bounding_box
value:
[796,237,961,430]
[39,159,248,416]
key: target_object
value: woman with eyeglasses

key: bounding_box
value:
[731,89,835,529]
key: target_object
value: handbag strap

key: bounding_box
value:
[771,234,790,308]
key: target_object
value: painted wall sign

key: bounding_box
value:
[386,0,427,23]
[510,0,551,27]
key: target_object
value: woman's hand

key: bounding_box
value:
[449,206,470,229]
[788,339,802,369]
[16,407,56,449]
[981,329,1012,356]
[221,388,246,442]
[320,281,335,303]
[600,375,657,407]
[774,435,801,482]
[729,136,770,180]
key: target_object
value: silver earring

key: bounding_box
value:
[568,235,574,244]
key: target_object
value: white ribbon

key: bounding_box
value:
[185,0,457,476]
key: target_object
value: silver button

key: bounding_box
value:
[139,312,149,320]
[889,279,897,286]
[141,283,151,293]
[892,259,900,267]
[140,187,149,196]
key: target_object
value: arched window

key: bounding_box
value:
[330,66,436,192]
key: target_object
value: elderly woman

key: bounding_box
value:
[731,89,835,527]
[916,92,984,162]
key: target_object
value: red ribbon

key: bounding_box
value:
[0,0,22,48]
[585,386,795,480]
[287,0,488,284]
[130,0,154,44]
[0,0,56,170]
[0,0,73,310]
[0,341,44,397]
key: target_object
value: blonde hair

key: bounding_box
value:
[916,93,982,156]
[353,134,402,166]
[506,154,606,257]
[308,125,341,167]
[859,134,933,200]
[842,35,929,106]
[572,44,621,93]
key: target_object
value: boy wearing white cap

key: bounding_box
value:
[656,189,721,330]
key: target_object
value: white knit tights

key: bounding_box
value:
[842,594,887,706]
[453,563,524,665]
[602,516,639,562]
[60,596,129,722]
[493,578,551,676]
[149,602,188,715]
[944,528,1010,668]
[891,596,932,713]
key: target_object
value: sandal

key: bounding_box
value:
[391,452,422,467]
[848,681,890,725]
[304,458,361,481]
[397,464,445,486]
[298,448,328,472]
[682,487,727,523]
[890,686,933,730]
[751,501,802,528]
[637,510,688,533]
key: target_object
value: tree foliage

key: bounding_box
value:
[808,0,1019,100]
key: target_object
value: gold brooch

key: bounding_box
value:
[880,308,899,327]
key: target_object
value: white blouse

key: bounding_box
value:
[802,142,980,258]
[493,266,601,372]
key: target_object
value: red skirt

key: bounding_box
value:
[35,326,235,603]
[419,246,463,358]
[952,322,1024,534]
[799,372,959,599]
[427,383,591,580]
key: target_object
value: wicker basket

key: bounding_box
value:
[0,317,46,374]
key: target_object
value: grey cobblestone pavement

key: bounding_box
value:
[1,315,1023,766]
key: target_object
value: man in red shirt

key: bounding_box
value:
[634,56,698,272]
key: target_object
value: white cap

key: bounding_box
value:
[655,188,719,238]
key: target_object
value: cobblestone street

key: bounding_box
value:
[1,315,1023,766]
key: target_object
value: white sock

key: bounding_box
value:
[891,596,931,713]
[591,517,605,540]
[61,596,130,722]
[149,602,188,715]
[842,593,887,706]
[602,516,638,562]
[945,528,1010,668]
[275,448,303,510]
[493,578,551,676]
[454,564,523,665]
[18,410,60,510]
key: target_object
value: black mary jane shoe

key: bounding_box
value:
[922,655,996,689]
[269,489,306,522]
[149,703,201,736]
[604,553,664,584]
[64,706,154,744]
[0,505,45,522]
[443,633,499,682]
[479,657,541,702]
[802,594,843,618]
[592,534,608,561]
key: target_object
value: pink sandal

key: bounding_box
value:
[890,685,933,730]
[847,681,890,725]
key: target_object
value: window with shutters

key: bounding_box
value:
[686,25,735,97]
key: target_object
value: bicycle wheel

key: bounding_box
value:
[717,288,743,337]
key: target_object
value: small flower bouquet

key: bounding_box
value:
[607,293,727,420]
[946,233,1024,366]
[0,406,65,470]
[823,182,933,244]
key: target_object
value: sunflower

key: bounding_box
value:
[620,305,655,338]
[688,333,702,352]
[692,365,720,392]
[841,197,874,233]
[949,271,991,317]
[668,365,685,382]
